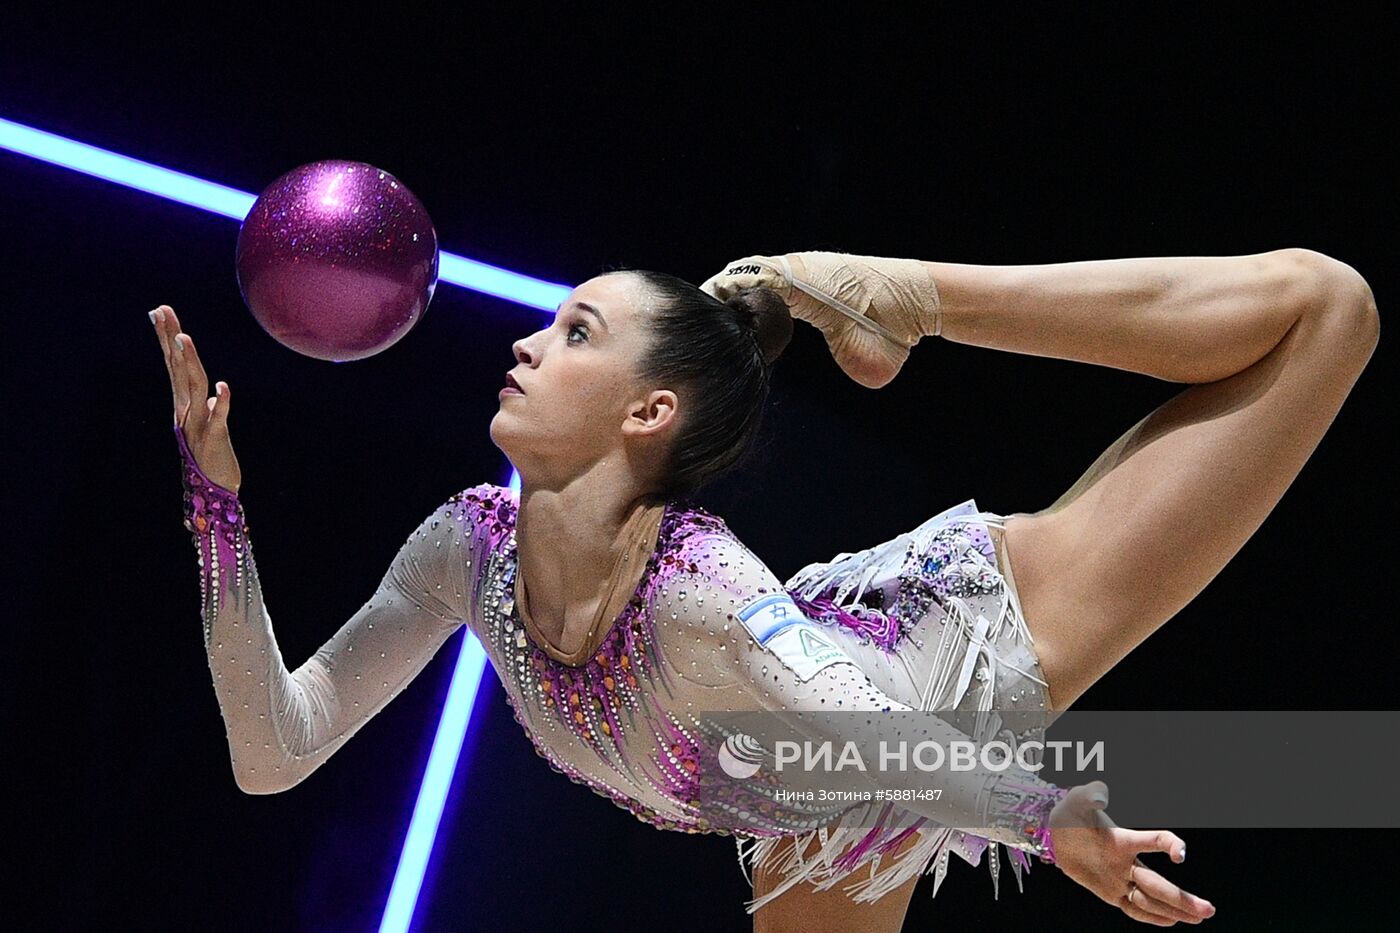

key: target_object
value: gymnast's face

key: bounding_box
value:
[490,272,679,487]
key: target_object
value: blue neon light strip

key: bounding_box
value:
[0,113,540,932]
[378,634,489,932]
[0,115,571,313]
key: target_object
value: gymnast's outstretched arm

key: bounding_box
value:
[175,429,487,793]
[153,302,489,793]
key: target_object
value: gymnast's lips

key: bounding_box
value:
[502,372,526,394]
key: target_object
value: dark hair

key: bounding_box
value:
[618,268,793,501]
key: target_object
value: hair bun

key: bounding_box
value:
[725,286,793,365]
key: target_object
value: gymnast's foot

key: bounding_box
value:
[699,251,943,389]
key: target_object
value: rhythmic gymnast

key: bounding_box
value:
[152,246,1376,930]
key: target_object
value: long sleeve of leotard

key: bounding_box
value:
[174,425,488,794]
[668,530,1066,856]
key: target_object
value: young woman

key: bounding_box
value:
[152,246,1375,930]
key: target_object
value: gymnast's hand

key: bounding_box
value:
[1049,781,1215,925]
[698,251,943,389]
[150,305,243,494]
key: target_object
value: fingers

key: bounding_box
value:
[152,305,213,434]
[181,332,211,414]
[170,328,192,429]
[151,305,190,427]
[1131,863,1216,923]
[1125,828,1186,863]
[151,305,172,362]
[1121,892,1178,926]
[151,306,178,414]
[1067,778,1109,811]
[208,381,231,431]
[163,304,185,335]
[1055,781,1114,828]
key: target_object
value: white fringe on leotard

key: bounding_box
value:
[735,501,1051,913]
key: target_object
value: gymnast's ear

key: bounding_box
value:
[623,387,679,438]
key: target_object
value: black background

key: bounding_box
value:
[2,5,1392,931]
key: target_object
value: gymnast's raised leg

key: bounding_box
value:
[958,250,1379,713]
[723,247,1377,931]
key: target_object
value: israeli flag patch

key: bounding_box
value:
[736,591,854,683]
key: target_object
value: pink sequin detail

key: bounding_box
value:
[175,423,245,601]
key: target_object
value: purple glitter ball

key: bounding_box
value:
[235,160,439,362]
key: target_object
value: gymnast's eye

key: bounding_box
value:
[567,322,590,344]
